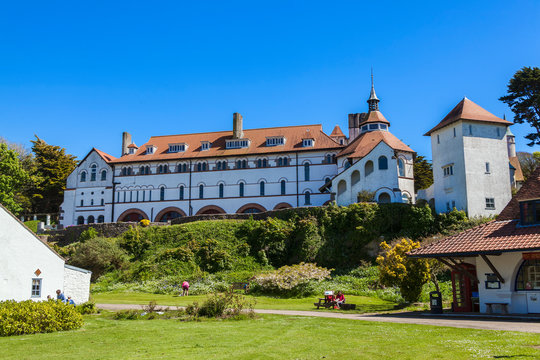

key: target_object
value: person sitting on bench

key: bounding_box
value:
[335,291,345,308]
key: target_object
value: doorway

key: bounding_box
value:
[451,263,478,312]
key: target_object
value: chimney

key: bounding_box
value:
[122,132,132,156]
[348,114,360,140]
[233,113,243,139]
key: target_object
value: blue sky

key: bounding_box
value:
[0,1,539,161]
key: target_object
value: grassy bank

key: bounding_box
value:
[2,314,539,359]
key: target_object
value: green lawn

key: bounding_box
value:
[2,314,539,359]
[92,291,401,313]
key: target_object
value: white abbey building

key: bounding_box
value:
[421,98,519,217]
[59,83,415,226]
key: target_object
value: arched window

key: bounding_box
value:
[304,163,310,181]
[332,154,337,164]
[239,182,245,197]
[304,191,311,205]
[87,215,95,224]
[202,162,207,171]
[365,161,374,176]
[80,171,87,182]
[263,159,267,167]
[326,154,332,164]
[179,186,184,200]
[90,164,97,181]
[401,193,410,204]
[219,183,224,198]
[158,165,163,174]
[77,216,84,225]
[260,181,265,196]
[160,187,165,201]
[121,168,127,176]
[281,180,286,195]
[351,170,360,185]
[101,170,107,181]
[257,159,262,168]
[199,184,204,199]
[337,180,347,196]
[344,160,351,169]
[398,158,405,177]
[378,192,391,204]
[516,259,540,290]
[283,157,288,166]
[164,164,168,173]
[91,199,94,206]
[378,156,388,170]
[242,160,247,168]
[277,158,283,166]
[197,163,202,172]
[97,215,105,223]
[101,199,104,206]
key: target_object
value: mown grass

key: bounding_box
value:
[1,314,539,359]
[92,291,401,313]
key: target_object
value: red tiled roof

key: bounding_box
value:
[509,156,524,182]
[94,148,116,163]
[362,111,390,125]
[410,167,540,257]
[338,130,414,158]
[110,125,343,163]
[330,125,345,137]
[424,98,512,136]
[127,143,138,149]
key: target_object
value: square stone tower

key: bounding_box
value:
[425,98,513,217]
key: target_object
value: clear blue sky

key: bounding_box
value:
[1,1,539,161]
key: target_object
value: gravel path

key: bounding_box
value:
[96,303,540,333]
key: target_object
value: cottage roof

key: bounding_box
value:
[338,129,413,159]
[424,98,512,136]
[362,111,390,125]
[409,168,540,258]
[111,124,343,163]
[330,125,345,137]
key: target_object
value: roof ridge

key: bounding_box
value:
[149,124,324,139]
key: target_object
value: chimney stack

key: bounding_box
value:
[122,132,132,156]
[233,113,243,139]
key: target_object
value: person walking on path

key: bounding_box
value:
[181,281,190,296]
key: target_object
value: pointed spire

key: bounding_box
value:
[367,68,380,112]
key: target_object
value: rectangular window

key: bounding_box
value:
[485,162,490,174]
[443,165,454,177]
[451,200,456,209]
[497,127,500,137]
[201,142,210,151]
[453,128,456,137]
[380,124,387,130]
[226,139,249,149]
[368,124,378,130]
[31,278,41,297]
[469,125,473,135]
[146,146,156,154]
[266,137,285,146]
[485,198,495,210]
[446,202,450,211]
[520,200,540,225]
[437,134,440,144]
[302,139,314,147]
[80,199,84,206]
[361,125,368,132]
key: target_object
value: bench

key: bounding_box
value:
[314,298,356,310]
[230,282,250,293]
[485,302,509,314]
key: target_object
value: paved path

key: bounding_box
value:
[97,303,540,333]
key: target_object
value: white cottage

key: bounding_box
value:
[0,204,91,304]
[410,167,540,314]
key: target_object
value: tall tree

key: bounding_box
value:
[0,143,30,215]
[500,66,540,146]
[413,155,433,192]
[30,136,78,213]
[517,151,540,180]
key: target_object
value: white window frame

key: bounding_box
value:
[168,144,186,153]
[31,278,42,297]
[201,142,211,151]
[443,164,454,177]
[266,137,285,146]
[485,197,495,210]
[146,145,156,155]
[302,139,314,147]
[226,139,250,149]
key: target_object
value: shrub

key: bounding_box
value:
[113,309,140,320]
[187,292,255,319]
[253,262,332,296]
[68,237,128,281]
[0,300,83,336]
[376,239,430,303]
[79,227,98,242]
[75,301,98,315]
[139,219,150,227]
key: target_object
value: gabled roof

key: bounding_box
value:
[338,130,414,159]
[127,143,138,149]
[409,167,540,258]
[424,98,512,136]
[111,124,343,163]
[77,148,116,167]
[330,125,345,137]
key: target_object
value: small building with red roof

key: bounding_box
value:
[410,167,540,314]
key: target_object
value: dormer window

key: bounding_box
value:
[146,145,156,155]
[360,123,388,134]
[168,143,186,153]
[201,141,211,151]
[520,200,540,225]
[302,139,314,147]
[226,139,249,149]
[266,137,285,146]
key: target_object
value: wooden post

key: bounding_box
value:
[480,254,505,284]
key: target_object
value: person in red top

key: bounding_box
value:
[181,281,190,296]
[335,291,345,308]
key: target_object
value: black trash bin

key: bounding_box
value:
[429,291,443,314]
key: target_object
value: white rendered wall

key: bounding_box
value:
[63,265,91,304]
[333,142,414,206]
[110,150,338,221]
[0,206,65,301]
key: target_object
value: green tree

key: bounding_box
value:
[0,143,30,215]
[413,155,433,192]
[517,151,540,180]
[376,238,430,303]
[30,136,78,213]
[500,66,540,146]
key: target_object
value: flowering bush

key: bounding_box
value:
[139,219,150,227]
[0,300,83,336]
[253,262,331,296]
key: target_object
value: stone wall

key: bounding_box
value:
[170,207,309,225]
[63,265,91,304]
